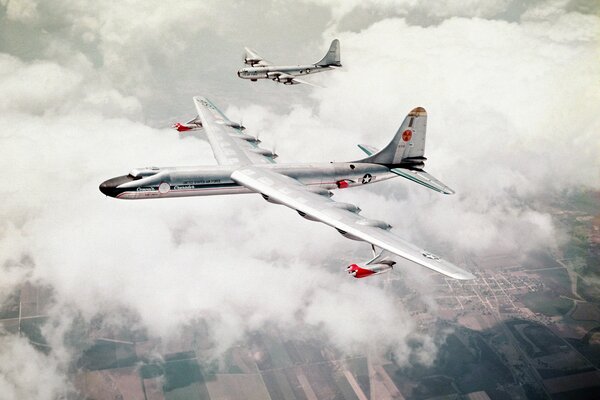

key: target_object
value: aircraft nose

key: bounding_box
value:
[237,70,241,77]
[99,175,135,197]
[99,180,115,197]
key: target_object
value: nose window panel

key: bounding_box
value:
[129,167,160,178]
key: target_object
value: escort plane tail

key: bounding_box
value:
[100,96,474,281]
[238,39,341,86]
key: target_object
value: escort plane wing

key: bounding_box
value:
[237,39,341,86]
[100,97,474,281]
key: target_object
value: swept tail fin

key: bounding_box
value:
[359,107,427,167]
[316,39,341,67]
[357,107,455,194]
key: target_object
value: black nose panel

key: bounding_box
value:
[99,175,135,197]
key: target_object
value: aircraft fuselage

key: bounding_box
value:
[237,64,333,80]
[99,162,396,200]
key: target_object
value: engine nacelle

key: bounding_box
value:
[250,148,278,159]
[307,187,333,197]
[336,229,363,241]
[356,219,392,230]
[225,121,246,130]
[261,193,283,205]
[244,58,261,66]
[235,133,260,143]
[346,263,393,278]
[329,202,361,213]
[297,210,319,221]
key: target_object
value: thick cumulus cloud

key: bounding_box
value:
[1,0,599,397]
[242,5,600,254]
[0,334,72,399]
[306,0,515,22]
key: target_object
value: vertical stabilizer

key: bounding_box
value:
[359,107,427,166]
[356,107,455,194]
[316,39,341,67]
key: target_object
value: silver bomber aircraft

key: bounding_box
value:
[237,39,341,86]
[100,97,474,281]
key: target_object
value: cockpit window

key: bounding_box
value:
[129,167,160,179]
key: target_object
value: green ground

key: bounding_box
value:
[77,339,137,370]
[560,190,600,285]
[521,291,573,316]
[577,277,600,304]
[385,331,514,398]
[0,290,19,319]
[536,267,573,295]
[345,357,369,397]
[568,191,600,215]
[507,320,567,358]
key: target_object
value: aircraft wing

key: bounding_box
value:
[193,97,277,166]
[231,166,475,280]
[244,47,272,66]
[270,72,322,88]
[290,77,322,88]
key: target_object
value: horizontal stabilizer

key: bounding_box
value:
[357,144,380,156]
[391,168,455,195]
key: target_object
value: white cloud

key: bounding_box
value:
[305,0,522,24]
[5,0,39,23]
[0,334,72,399]
[246,11,599,255]
[0,0,599,395]
[0,54,141,117]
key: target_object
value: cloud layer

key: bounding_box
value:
[1,0,599,397]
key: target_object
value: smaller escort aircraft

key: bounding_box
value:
[237,39,341,86]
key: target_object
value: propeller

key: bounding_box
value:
[271,128,279,158]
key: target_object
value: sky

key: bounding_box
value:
[0,0,599,398]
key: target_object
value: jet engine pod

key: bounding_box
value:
[346,263,393,278]
[172,122,203,132]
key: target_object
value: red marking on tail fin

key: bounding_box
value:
[402,129,412,142]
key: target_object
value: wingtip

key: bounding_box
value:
[459,272,477,280]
